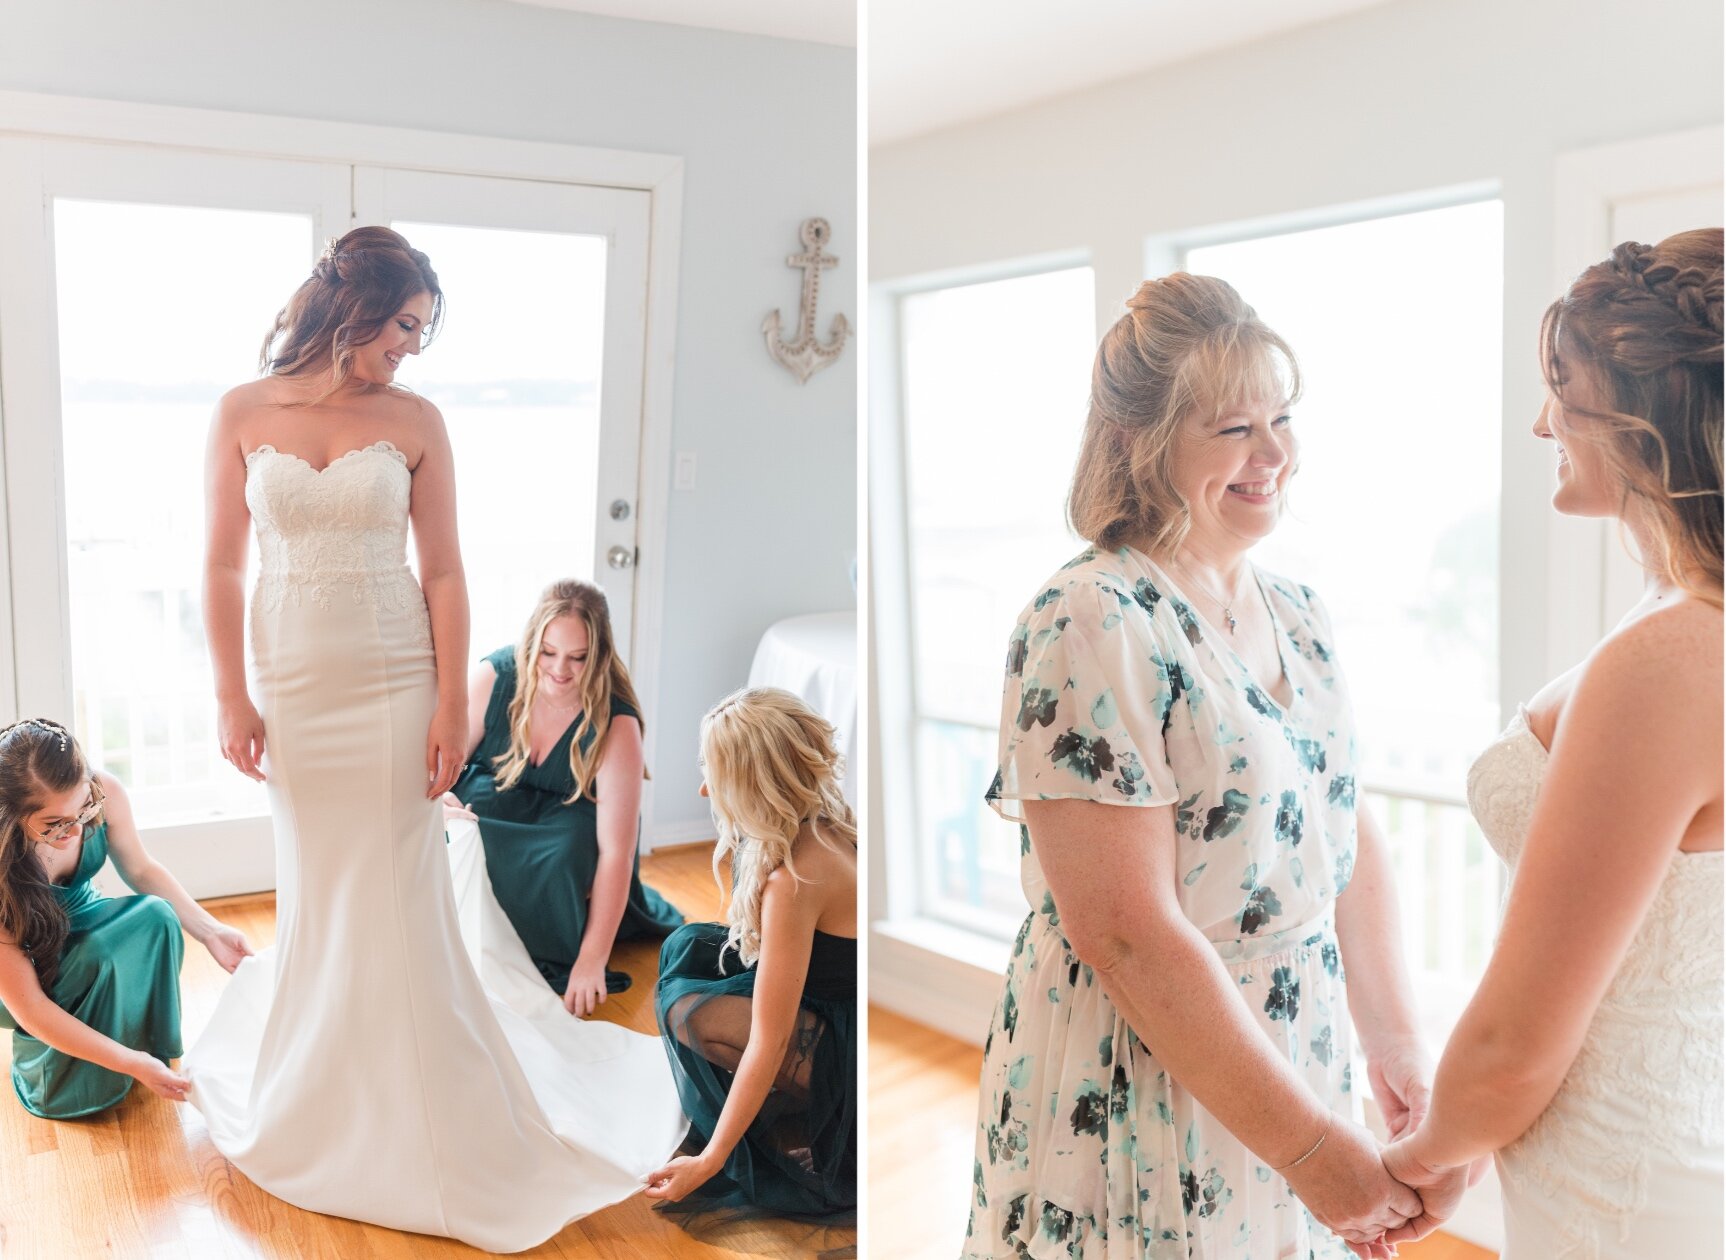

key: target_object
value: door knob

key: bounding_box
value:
[607,545,636,570]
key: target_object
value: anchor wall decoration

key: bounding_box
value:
[763,217,850,384]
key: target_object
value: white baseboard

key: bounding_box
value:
[869,918,1007,1045]
[92,817,276,902]
[647,817,716,851]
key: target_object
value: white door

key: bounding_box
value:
[0,138,349,896]
[0,140,657,897]
[352,167,652,657]
[1552,125,1724,655]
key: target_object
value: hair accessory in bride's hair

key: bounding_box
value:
[0,717,70,752]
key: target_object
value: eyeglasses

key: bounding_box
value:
[33,779,105,844]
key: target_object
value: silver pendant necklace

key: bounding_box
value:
[1172,559,1251,635]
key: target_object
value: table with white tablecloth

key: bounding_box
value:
[746,611,858,806]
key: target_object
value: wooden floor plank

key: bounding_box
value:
[0,842,853,1259]
[868,1004,1494,1260]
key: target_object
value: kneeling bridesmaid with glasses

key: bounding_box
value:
[0,719,252,1117]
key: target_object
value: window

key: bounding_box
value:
[890,265,1096,935]
[1186,198,1506,1033]
[56,198,309,826]
[881,202,1507,1045]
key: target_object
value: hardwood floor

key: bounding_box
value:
[868,1005,1495,1260]
[0,843,854,1260]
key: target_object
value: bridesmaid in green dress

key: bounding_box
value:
[445,579,683,1015]
[0,719,253,1118]
[645,688,857,1221]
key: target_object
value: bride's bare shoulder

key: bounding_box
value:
[1577,596,1722,729]
[1606,596,1722,670]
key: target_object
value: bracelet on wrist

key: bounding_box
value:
[1274,1113,1332,1171]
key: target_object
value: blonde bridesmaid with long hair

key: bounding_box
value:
[443,578,683,1015]
[644,687,858,1221]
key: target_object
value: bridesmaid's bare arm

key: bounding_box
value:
[564,716,645,1017]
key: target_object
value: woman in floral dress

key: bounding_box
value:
[966,275,1429,1259]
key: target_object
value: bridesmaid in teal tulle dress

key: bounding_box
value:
[645,688,857,1221]
[445,579,682,1014]
[0,719,252,1118]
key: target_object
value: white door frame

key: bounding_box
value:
[1546,123,1724,673]
[0,89,685,850]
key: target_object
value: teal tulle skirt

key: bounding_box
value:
[654,921,856,1220]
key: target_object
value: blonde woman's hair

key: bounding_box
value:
[492,579,647,803]
[1068,273,1301,554]
[700,688,855,968]
[1540,228,1723,607]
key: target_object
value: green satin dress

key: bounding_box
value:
[0,822,185,1118]
[452,646,684,993]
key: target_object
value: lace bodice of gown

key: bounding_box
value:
[1467,710,1724,1257]
[244,442,429,643]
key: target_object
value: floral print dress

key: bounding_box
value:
[966,545,1360,1260]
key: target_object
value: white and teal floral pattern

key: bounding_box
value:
[966,545,1360,1260]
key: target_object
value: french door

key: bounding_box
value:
[0,138,652,896]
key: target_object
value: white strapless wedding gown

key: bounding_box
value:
[1468,709,1723,1260]
[185,442,687,1253]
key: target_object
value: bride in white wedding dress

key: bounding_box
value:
[187,228,686,1252]
[1380,229,1723,1258]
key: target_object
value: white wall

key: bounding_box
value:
[0,0,857,843]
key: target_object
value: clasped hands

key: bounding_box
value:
[1286,1047,1482,1258]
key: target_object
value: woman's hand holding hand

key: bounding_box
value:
[563,956,609,1018]
[128,1051,191,1102]
[1367,1039,1434,1140]
[1377,1136,1479,1246]
[1282,1117,1422,1256]
[441,792,477,822]
[642,1151,722,1203]
[425,703,467,799]
[217,695,267,781]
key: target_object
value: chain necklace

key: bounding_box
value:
[1169,558,1252,635]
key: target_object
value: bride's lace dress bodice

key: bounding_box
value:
[244,442,430,648]
[1467,710,1724,1258]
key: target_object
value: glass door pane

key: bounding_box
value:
[388,220,608,660]
[354,167,652,657]
[898,265,1097,931]
[54,200,315,827]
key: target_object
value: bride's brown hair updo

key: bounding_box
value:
[259,225,445,405]
[1541,228,1723,606]
[1068,273,1300,555]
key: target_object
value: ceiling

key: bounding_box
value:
[871,0,1401,146]
[503,0,855,46]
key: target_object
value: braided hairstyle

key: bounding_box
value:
[0,719,90,989]
[259,226,444,405]
[1541,228,1723,605]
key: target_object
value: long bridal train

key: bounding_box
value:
[185,443,685,1253]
